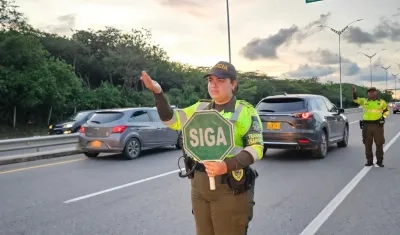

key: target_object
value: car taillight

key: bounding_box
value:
[294,112,313,119]
[79,126,85,133]
[111,125,127,133]
[298,138,310,144]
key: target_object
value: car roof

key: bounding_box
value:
[260,94,323,100]
[76,109,97,113]
[93,107,157,113]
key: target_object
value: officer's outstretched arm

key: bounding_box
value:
[224,103,264,171]
[353,97,365,105]
[154,92,200,131]
[352,89,366,105]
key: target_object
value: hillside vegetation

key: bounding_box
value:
[0,0,393,138]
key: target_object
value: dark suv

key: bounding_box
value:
[255,94,349,159]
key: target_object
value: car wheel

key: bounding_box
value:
[312,131,328,159]
[176,133,183,149]
[337,125,349,148]
[123,137,141,160]
[84,152,99,158]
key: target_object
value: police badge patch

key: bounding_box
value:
[232,169,244,181]
[252,120,261,132]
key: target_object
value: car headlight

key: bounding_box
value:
[64,123,73,128]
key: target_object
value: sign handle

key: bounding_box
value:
[209,176,216,190]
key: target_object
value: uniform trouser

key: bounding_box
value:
[191,171,255,235]
[362,122,385,162]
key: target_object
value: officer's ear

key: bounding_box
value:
[233,84,239,93]
[231,79,238,93]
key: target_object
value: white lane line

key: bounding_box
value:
[64,168,184,204]
[299,130,400,235]
[349,120,358,124]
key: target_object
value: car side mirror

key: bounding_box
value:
[338,108,345,114]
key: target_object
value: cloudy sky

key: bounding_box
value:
[15,0,400,93]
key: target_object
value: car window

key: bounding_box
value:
[148,110,161,122]
[129,110,151,122]
[314,98,329,112]
[67,111,92,122]
[322,97,337,112]
[256,98,306,112]
[89,112,124,124]
[85,112,95,120]
[308,99,319,111]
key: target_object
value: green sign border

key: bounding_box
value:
[182,109,235,162]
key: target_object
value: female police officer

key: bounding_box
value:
[140,61,264,235]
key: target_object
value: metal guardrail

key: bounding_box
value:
[0,108,363,164]
[0,133,80,164]
[0,133,79,153]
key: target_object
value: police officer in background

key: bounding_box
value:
[353,85,389,167]
[141,61,263,235]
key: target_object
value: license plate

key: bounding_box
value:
[91,140,101,148]
[267,122,281,130]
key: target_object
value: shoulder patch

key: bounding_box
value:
[238,100,254,108]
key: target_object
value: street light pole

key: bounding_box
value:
[384,65,391,90]
[319,19,363,109]
[226,0,231,63]
[393,73,399,100]
[374,64,391,91]
[358,49,385,87]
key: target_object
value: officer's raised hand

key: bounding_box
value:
[140,71,162,94]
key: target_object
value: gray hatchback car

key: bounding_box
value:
[256,94,349,159]
[78,107,182,159]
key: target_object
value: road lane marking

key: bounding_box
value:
[0,158,86,175]
[299,130,400,235]
[349,121,358,124]
[64,168,185,204]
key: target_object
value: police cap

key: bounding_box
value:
[367,87,377,92]
[203,61,237,80]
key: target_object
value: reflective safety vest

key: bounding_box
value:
[353,98,389,121]
[162,99,264,161]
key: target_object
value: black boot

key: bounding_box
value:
[376,161,384,167]
[365,161,373,166]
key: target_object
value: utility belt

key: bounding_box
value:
[359,118,385,129]
[183,157,258,195]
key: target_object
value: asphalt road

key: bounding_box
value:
[1,112,400,235]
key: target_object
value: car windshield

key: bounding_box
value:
[89,112,124,124]
[257,98,306,112]
[66,111,92,122]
